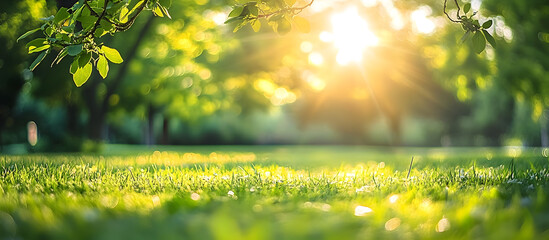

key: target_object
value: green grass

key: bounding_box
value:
[1,145,549,239]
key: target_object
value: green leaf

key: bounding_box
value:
[94,28,106,38]
[45,27,53,37]
[251,20,261,32]
[26,38,48,53]
[128,0,145,16]
[100,19,114,32]
[248,5,258,16]
[293,16,310,33]
[229,6,244,18]
[67,44,83,56]
[473,20,480,28]
[460,31,471,43]
[101,46,123,64]
[81,6,91,17]
[233,21,247,33]
[70,0,84,11]
[159,5,172,19]
[73,62,92,87]
[70,57,79,74]
[79,15,98,30]
[224,17,243,24]
[29,44,50,54]
[463,3,471,14]
[107,2,125,15]
[472,31,486,54]
[119,7,129,23]
[29,50,49,71]
[17,28,41,42]
[276,18,292,35]
[62,24,75,32]
[54,8,70,24]
[482,20,493,29]
[482,30,496,48]
[71,5,84,22]
[78,51,92,67]
[97,55,109,79]
[153,5,164,17]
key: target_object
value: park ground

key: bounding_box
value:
[1,145,549,239]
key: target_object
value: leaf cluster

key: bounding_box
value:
[18,0,173,87]
[444,0,496,54]
[225,0,312,34]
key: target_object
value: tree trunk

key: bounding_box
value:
[67,103,78,135]
[82,15,155,142]
[162,116,169,145]
[387,115,402,146]
[0,125,3,152]
[82,76,104,141]
[541,108,548,147]
[88,108,106,141]
[146,104,155,146]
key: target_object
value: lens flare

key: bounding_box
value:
[330,7,379,65]
[411,6,435,34]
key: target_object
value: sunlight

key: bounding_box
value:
[354,206,373,216]
[411,6,435,34]
[300,41,313,53]
[308,52,324,66]
[389,194,399,204]
[305,74,326,91]
[319,31,334,42]
[329,7,379,65]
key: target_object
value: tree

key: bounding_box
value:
[19,0,495,88]
[483,0,549,146]
[13,0,513,147]
[0,0,55,150]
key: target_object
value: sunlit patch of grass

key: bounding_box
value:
[0,146,549,239]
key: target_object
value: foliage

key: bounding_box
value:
[113,4,237,123]
[17,0,173,87]
[18,0,500,88]
[225,0,313,34]
[1,146,549,239]
[0,0,57,150]
[483,0,549,117]
[443,0,496,54]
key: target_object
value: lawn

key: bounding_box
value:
[1,145,549,239]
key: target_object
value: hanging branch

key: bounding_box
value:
[443,0,462,23]
[257,0,315,19]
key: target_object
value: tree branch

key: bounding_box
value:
[77,0,110,40]
[114,0,150,31]
[443,0,462,23]
[257,0,315,19]
[81,0,150,36]
[453,0,461,20]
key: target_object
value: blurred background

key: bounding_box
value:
[1,0,548,152]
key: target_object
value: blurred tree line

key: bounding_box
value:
[0,0,548,152]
